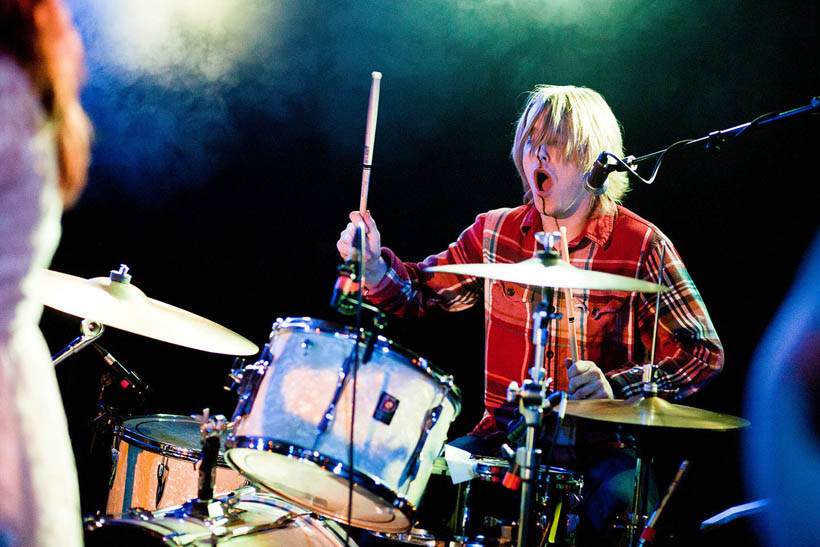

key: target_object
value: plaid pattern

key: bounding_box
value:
[367,203,723,417]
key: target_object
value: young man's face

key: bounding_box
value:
[522,138,591,220]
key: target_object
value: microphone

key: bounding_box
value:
[584,152,611,196]
[93,344,152,400]
[330,223,364,313]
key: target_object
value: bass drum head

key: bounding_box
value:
[87,491,354,546]
[226,448,412,532]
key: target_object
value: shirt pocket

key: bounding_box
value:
[576,292,630,341]
[489,279,533,331]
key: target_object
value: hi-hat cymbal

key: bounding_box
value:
[565,396,750,430]
[36,268,258,356]
[426,257,666,292]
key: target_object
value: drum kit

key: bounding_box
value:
[38,242,748,546]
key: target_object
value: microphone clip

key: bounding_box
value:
[330,259,362,315]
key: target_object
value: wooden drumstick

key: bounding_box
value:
[359,71,382,215]
[559,226,580,363]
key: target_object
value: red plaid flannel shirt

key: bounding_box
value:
[366,203,723,430]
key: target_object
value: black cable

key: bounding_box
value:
[541,391,566,470]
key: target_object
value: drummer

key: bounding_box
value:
[336,84,723,544]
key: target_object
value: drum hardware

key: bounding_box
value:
[636,460,690,546]
[92,343,152,401]
[498,231,569,547]
[52,317,104,365]
[37,265,258,356]
[156,456,170,507]
[158,411,240,522]
[399,401,445,488]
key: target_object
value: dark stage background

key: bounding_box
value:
[44,1,818,544]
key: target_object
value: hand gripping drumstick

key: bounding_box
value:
[359,71,382,214]
[559,227,580,363]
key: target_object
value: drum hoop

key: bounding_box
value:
[225,435,418,530]
[115,414,229,466]
[471,457,580,484]
[84,515,177,541]
[273,317,462,411]
[88,491,354,544]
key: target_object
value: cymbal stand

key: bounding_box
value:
[52,318,104,366]
[506,231,561,547]
[627,244,667,547]
[171,410,231,519]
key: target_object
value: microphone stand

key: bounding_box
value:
[329,224,388,546]
[594,95,820,183]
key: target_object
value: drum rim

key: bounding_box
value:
[471,456,580,483]
[225,435,418,532]
[87,490,356,546]
[273,317,462,412]
[115,414,230,466]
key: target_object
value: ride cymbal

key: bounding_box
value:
[565,396,750,430]
[36,268,258,356]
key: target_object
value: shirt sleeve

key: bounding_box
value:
[607,236,724,400]
[364,213,487,317]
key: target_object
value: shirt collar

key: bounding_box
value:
[520,202,617,248]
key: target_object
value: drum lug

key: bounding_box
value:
[108,447,119,489]
[224,357,246,393]
[400,402,443,487]
[156,456,170,507]
[231,354,269,418]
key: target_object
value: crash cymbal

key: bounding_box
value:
[565,396,750,430]
[36,268,258,356]
[426,256,666,292]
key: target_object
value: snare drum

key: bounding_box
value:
[375,456,583,546]
[87,489,355,546]
[225,317,461,534]
[107,415,247,513]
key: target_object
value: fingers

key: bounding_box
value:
[349,210,376,232]
[566,360,614,400]
[339,210,381,262]
[570,380,604,400]
[566,359,594,378]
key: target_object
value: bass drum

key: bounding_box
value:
[226,317,461,534]
[107,415,247,513]
[86,489,356,546]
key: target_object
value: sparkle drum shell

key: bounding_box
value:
[87,490,355,546]
[107,415,247,513]
[225,317,461,533]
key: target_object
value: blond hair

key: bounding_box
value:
[511,85,628,212]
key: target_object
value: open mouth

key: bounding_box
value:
[535,170,550,192]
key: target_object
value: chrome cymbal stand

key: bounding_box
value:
[51,318,104,366]
[626,243,668,547]
[506,231,561,547]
